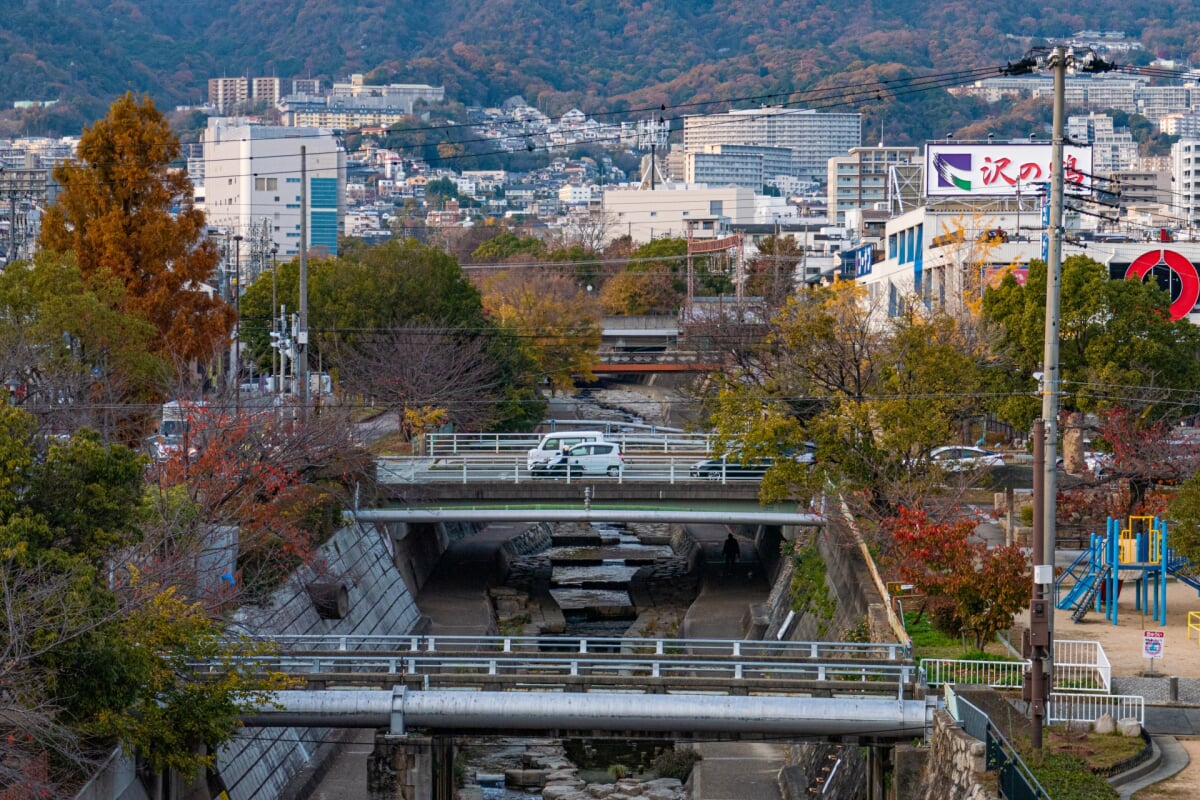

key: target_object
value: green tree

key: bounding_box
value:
[705,281,984,513]
[0,252,166,436]
[240,239,545,430]
[982,256,1200,430]
[471,230,547,262]
[38,93,236,366]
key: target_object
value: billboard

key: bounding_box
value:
[925,143,1093,198]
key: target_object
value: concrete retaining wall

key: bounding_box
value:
[909,711,998,800]
[216,520,470,800]
[764,525,888,644]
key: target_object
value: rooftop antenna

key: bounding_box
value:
[637,114,670,190]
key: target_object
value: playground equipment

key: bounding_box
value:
[1055,516,1200,625]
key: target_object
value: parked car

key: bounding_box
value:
[689,456,773,480]
[927,446,1005,471]
[531,441,625,478]
[526,430,608,470]
[689,443,816,480]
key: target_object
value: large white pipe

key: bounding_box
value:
[241,688,930,739]
[348,509,824,526]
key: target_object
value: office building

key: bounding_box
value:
[202,119,346,258]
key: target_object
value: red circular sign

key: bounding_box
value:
[1125,249,1200,321]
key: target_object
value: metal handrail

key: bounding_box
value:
[192,653,918,695]
[235,633,908,661]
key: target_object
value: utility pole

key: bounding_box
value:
[1039,48,1066,665]
[233,234,243,415]
[1004,42,1114,753]
[298,146,309,421]
[270,246,278,394]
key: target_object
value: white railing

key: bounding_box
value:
[374,454,769,485]
[922,640,1111,693]
[192,653,918,698]
[1054,639,1112,693]
[922,659,1025,689]
[237,633,908,661]
[1049,692,1144,725]
[424,431,715,457]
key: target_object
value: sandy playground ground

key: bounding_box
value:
[1020,578,1200,678]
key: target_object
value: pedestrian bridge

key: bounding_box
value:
[217,634,931,741]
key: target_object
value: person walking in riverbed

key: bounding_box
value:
[722,533,740,575]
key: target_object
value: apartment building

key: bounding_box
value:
[826,145,919,225]
[202,119,346,258]
[682,107,861,184]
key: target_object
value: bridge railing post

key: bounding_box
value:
[514,457,520,484]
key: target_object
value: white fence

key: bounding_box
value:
[923,639,1111,694]
[1049,692,1144,725]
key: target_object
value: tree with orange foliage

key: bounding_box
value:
[39,93,235,367]
[885,506,1029,652]
[481,268,601,393]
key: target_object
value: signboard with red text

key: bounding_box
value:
[926,143,1093,197]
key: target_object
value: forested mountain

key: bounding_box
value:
[0,0,1194,137]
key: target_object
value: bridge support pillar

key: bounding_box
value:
[866,743,893,800]
[368,733,454,800]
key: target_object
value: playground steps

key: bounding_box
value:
[1056,558,1100,612]
[1071,566,1110,623]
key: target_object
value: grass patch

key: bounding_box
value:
[369,431,412,456]
[789,539,835,634]
[904,611,1016,661]
[1014,728,1143,800]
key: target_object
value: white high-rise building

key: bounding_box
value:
[683,107,861,184]
[1172,138,1200,225]
[202,119,346,258]
[1067,113,1138,175]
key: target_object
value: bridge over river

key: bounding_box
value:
[217,634,930,741]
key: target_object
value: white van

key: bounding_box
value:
[527,430,607,470]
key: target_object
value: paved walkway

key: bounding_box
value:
[414,523,527,635]
[681,523,783,800]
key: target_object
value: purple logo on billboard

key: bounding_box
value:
[933,153,973,192]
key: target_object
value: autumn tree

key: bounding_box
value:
[704,280,985,515]
[600,238,687,315]
[481,268,602,392]
[884,506,1030,651]
[145,400,373,601]
[39,93,235,367]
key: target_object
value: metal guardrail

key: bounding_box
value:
[922,659,1025,690]
[952,692,1051,800]
[922,640,1111,693]
[1048,692,1145,725]
[193,653,919,698]
[375,454,774,485]
[242,633,909,661]
[424,431,715,457]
